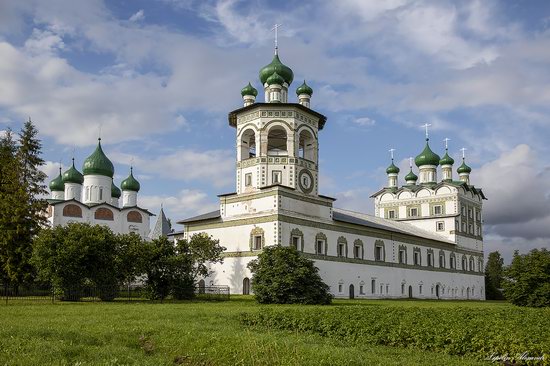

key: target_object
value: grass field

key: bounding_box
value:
[0,297,545,365]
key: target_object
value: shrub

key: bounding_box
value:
[247,246,332,305]
[240,306,550,365]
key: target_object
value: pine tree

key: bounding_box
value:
[0,119,48,285]
[485,251,504,300]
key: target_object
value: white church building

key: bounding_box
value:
[178,48,487,300]
[47,138,153,239]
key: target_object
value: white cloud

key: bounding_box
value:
[110,148,235,188]
[353,117,376,127]
[140,188,219,224]
[129,9,145,22]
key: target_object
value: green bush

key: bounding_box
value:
[240,306,550,365]
[247,246,332,305]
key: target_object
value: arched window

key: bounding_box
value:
[243,278,250,295]
[127,211,143,223]
[298,129,315,161]
[240,128,256,160]
[63,204,82,218]
[94,207,114,221]
[267,126,287,156]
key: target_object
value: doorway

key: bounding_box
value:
[349,284,355,299]
[243,277,250,295]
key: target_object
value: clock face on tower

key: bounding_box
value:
[298,169,314,194]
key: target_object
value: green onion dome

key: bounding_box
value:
[259,54,294,85]
[111,181,121,198]
[266,71,285,86]
[415,139,441,167]
[82,138,114,177]
[49,168,64,192]
[296,80,313,96]
[241,82,258,97]
[439,150,455,166]
[405,169,418,183]
[386,160,400,174]
[457,159,472,174]
[62,158,84,184]
[121,167,140,192]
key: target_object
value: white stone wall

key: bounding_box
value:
[64,183,81,201]
[83,175,112,204]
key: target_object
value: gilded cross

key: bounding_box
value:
[421,123,431,139]
[271,23,282,54]
[444,138,451,150]
[389,148,395,160]
[460,147,467,159]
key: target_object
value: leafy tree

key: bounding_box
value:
[145,233,225,300]
[248,246,332,305]
[32,223,120,300]
[502,248,550,307]
[485,251,505,300]
[116,232,153,287]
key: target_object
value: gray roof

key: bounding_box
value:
[177,210,221,224]
[333,208,455,244]
[149,207,172,239]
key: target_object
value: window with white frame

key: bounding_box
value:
[439,254,445,268]
[337,242,346,257]
[371,279,376,294]
[414,251,420,266]
[409,207,418,217]
[272,170,282,184]
[291,236,300,251]
[359,285,364,295]
[436,221,445,231]
[427,252,433,267]
[399,249,406,264]
[253,235,262,250]
[375,245,384,261]
[388,210,396,219]
[316,239,325,255]
[354,244,362,259]
[433,205,442,215]
[245,173,252,186]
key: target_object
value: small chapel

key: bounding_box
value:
[46,138,154,239]
[173,43,487,300]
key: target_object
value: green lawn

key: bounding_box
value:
[0,297,528,365]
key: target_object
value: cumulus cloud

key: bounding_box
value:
[475,144,550,230]
[353,117,376,127]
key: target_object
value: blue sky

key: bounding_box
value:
[1,0,549,262]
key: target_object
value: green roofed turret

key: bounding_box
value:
[296,80,313,96]
[83,138,114,177]
[63,158,84,184]
[415,139,441,167]
[49,167,64,191]
[259,54,294,85]
[241,82,258,97]
[121,167,140,192]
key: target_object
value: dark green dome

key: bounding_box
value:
[121,168,140,192]
[241,82,258,97]
[111,181,121,198]
[266,71,285,86]
[415,139,441,167]
[440,150,455,166]
[386,160,400,174]
[259,54,294,85]
[405,169,418,183]
[49,168,64,191]
[296,80,313,96]
[457,159,472,174]
[62,159,84,184]
[82,139,114,177]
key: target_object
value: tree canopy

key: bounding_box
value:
[248,246,332,305]
[502,248,550,307]
[485,251,505,300]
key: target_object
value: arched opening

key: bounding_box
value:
[408,285,413,299]
[435,284,440,299]
[198,279,205,294]
[127,210,142,223]
[466,287,470,300]
[298,129,315,161]
[63,204,82,218]
[242,277,250,295]
[94,207,114,221]
[240,129,256,160]
[267,126,287,156]
[349,284,355,299]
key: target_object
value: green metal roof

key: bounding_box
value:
[121,167,140,192]
[241,82,258,97]
[259,53,294,85]
[62,158,84,184]
[457,159,472,174]
[266,71,285,86]
[111,181,121,198]
[405,168,418,182]
[49,168,64,191]
[440,150,455,166]
[415,139,441,167]
[82,139,114,177]
[386,160,400,174]
[296,80,313,96]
